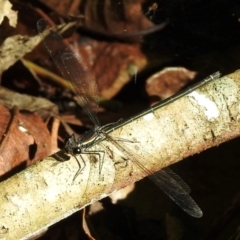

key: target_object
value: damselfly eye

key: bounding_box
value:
[73,147,81,155]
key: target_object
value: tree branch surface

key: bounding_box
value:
[1,71,240,239]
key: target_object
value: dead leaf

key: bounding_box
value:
[0,86,58,119]
[39,0,81,17]
[83,0,155,36]
[146,67,197,100]
[35,21,147,100]
[0,34,41,75]
[82,208,96,240]
[38,0,163,40]
[80,40,147,99]
[0,0,18,27]
[0,105,51,178]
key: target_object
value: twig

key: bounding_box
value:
[1,71,240,239]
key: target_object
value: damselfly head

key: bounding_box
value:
[73,147,82,155]
[64,134,80,154]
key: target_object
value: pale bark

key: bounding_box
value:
[1,71,240,239]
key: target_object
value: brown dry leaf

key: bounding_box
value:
[39,0,81,17]
[0,34,41,75]
[81,40,147,99]
[0,0,18,27]
[146,67,197,100]
[0,2,50,75]
[38,0,159,38]
[82,208,96,240]
[0,105,51,178]
[61,114,84,126]
[0,86,58,119]
[36,25,147,100]
[83,0,155,35]
[0,86,59,155]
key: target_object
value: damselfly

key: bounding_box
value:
[37,18,205,218]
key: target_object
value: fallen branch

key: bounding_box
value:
[1,70,240,239]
